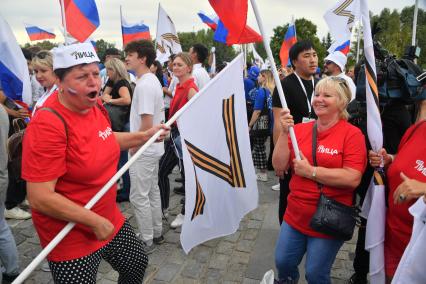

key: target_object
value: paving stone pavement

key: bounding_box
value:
[7,169,358,283]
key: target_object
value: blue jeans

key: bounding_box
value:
[0,185,19,276]
[275,221,344,284]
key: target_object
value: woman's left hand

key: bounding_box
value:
[102,94,112,103]
[293,151,314,179]
[393,172,426,204]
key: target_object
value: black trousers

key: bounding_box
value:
[5,174,26,210]
[278,173,291,225]
[158,139,179,210]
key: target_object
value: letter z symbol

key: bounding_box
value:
[184,94,246,221]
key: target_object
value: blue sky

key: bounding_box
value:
[0,0,423,49]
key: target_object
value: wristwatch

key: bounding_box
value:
[312,167,317,180]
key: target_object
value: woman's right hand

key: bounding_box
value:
[368,148,393,168]
[91,216,115,241]
[279,108,294,134]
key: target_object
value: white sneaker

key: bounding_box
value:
[170,213,185,229]
[21,199,30,206]
[41,261,51,272]
[256,172,268,182]
[4,207,31,220]
[271,183,280,191]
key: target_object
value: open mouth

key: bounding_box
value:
[87,91,98,99]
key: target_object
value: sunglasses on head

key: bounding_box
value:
[329,76,349,88]
[35,51,49,59]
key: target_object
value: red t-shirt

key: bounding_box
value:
[284,120,367,238]
[22,93,124,261]
[168,77,198,120]
[385,121,426,273]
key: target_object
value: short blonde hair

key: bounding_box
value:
[32,50,53,69]
[105,58,130,82]
[315,76,352,120]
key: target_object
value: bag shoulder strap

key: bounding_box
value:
[312,122,323,191]
[38,107,68,139]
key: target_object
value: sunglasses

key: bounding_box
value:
[329,76,349,89]
[35,51,50,59]
[324,60,334,65]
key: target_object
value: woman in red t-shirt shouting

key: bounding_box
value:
[21,43,169,283]
[369,100,426,282]
[273,76,367,283]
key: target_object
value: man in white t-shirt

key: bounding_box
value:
[323,51,356,101]
[189,43,210,90]
[125,40,165,254]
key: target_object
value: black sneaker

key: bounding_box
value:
[348,273,368,284]
[3,273,19,284]
[153,235,165,245]
[173,186,185,195]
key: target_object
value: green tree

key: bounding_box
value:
[95,39,118,62]
[177,29,236,66]
[23,40,57,51]
[370,6,425,67]
[270,18,326,67]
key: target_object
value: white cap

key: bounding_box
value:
[52,43,100,71]
[324,51,347,72]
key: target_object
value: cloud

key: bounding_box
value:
[0,0,422,49]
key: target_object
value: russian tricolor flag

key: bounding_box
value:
[279,22,297,67]
[208,0,262,45]
[61,0,100,43]
[197,12,218,30]
[25,24,56,41]
[0,16,32,105]
[334,40,350,55]
[121,16,150,46]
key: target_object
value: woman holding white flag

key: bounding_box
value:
[369,100,426,282]
[273,77,366,283]
[21,42,169,283]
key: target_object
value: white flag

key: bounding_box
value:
[155,4,182,64]
[324,0,360,44]
[392,198,426,284]
[178,54,258,253]
[0,16,31,105]
[251,43,264,68]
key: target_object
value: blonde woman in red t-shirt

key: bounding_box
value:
[21,43,169,283]
[272,76,367,283]
[369,100,426,282]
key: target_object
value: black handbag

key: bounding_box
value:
[250,89,270,137]
[309,122,360,241]
[104,103,128,132]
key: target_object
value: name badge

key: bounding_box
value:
[302,117,315,123]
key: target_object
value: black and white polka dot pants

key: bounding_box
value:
[48,220,148,284]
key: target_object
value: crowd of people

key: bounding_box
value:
[0,36,425,284]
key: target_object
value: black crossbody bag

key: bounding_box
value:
[309,122,360,241]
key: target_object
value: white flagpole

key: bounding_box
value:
[249,0,301,160]
[356,22,361,63]
[12,53,245,284]
[154,3,160,50]
[120,5,124,48]
[412,0,419,46]
[60,0,68,44]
